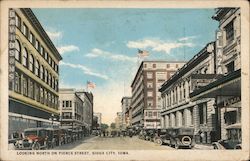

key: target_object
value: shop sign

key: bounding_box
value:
[223,97,241,107]
[216,30,223,74]
[9,8,16,90]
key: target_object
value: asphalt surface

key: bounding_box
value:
[54,136,174,150]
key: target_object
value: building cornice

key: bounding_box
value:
[20,8,63,61]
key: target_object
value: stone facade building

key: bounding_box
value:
[160,42,219,144]
[131,61,186,129]
[9,8,62,136]
[190,8,241,144]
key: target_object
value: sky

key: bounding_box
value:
[33,8,218,125]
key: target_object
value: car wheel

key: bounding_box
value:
[156,139,163,145]
[32,143,40,150]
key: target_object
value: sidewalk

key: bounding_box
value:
[193,144,214,150]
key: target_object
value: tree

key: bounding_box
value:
[110,123,116,129]
[101,123,109,130]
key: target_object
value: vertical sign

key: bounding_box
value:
[9,8,16,90]
[216,30,223,74]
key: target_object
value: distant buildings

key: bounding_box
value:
[94,112,102,129]
[121,97,132,129]
[130,61,186,129]
[8,8,62,135]
[115,112,123,130]
[59,89,93,136]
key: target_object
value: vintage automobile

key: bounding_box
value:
[153,129,167,145]
[156,127,194,149]
[45,128,56,149]
[14,128,49,150]
[212,123,241,150]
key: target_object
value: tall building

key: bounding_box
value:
[59,89,94,136]
[160,42,218,144]
[190,8,241,144]
[130,61,186,129]
[121,97,132,129]
[115,112,123,130]
[8,8,62,135]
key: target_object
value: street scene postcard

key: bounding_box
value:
[0,0,250,161]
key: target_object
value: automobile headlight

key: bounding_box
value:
[28,139,33,143]
[18,140,23,144]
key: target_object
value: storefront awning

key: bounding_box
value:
[190,70,241,101]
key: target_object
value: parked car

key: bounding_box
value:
[212,123,242,150]
[153,129,167,145]
[162,127,194,149]
[14,128,49,150]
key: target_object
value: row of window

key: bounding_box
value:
[162,80,191,108]
[144,111,160,118]
[15,13,59,73]
[14,71,59,110]
[15,39,59,92]
[144,63,180,69]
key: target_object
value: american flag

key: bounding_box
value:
[87,81,96,89]
[137,49,149,57]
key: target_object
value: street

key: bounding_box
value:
[54,136,174,150]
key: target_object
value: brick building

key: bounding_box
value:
[131,61,186,129]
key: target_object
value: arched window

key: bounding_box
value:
[15,40,21,61]
[29,54,34,72]
[35,59,40,76]
[22,48,28,67]
[44,69,48,83]
[14,72,20,93]
[40,65,44,80]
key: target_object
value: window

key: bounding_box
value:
[40,65,44,80]
[199,103,207,124]
[147,91,153,97]
[147,72,153,79]
[55,79,58,91]
[147,82,153,88]
[225,20,234,44]
[35,60,39,76]
[153,64,156,68]
[48,93,51,106]
[226,61,235,74]
[40,46,44,55]
[35,40,39,50]
[15,14,21,28]
[35,84,40,102]
[14,72,20,93]
[23,77,28,96]
[167,64,170,68]
[22,23,28,37]
[44,90,48,105]
[176,64,179,68]
[52,61,55,69]
[44,52,48,60]
[15,39,21,61]
[40,87,44,104]
[29,81,34,99]
[44,69,48,83]
[153,111,157,116]
[29,32,34,44]
[144,64,147,68]
[148,112,152,117]
[22,48,28,67]
[48,73,51,86]
[147,101,153,107]
[52,76,54,89]
[183,83,186,99]
[48,56,51,65]
[55,64,58,72]
[29,54,34,72]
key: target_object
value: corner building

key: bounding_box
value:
[131,61,186,130]
[9,8,62,135]
[160,43,218,144]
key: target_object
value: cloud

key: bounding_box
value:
[46,31,63,41]
[86,48,137,62]
[178,36,197,41]
[60,61,109,80]
[57,45,80,54]
[127,37,195,54]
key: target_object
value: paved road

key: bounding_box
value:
[55,136,174,150]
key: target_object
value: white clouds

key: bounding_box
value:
[178,36,197,41]
[60,61,109,80]
[86,48,137,63]
[57,45,80,54]
[46,31,63,41]
[127,37,195,54]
